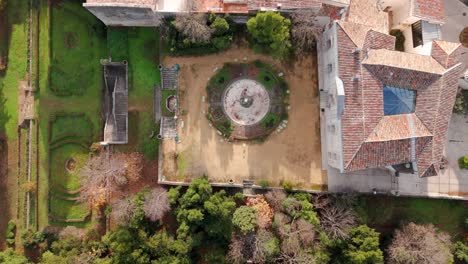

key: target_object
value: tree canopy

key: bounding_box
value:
[344,225,384,264]
[246,11,291,58]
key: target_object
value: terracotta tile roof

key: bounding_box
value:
[337,21,371,47]
[412,0,444,23]
[247,0,322,10]
[363,49,446,75]
[334,21,463,177]
[86,0,154,4]
[433,40,461,55]
[346,0,388,33]
[366,114,432,142]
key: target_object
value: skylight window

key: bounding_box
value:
[383,85,416,115]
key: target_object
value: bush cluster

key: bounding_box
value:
[459,156,468,169]
[168,14,234,56]
[6,220,16,246]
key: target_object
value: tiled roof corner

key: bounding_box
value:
[433,40,462,55]
[412,0,444,23]
[363,49,446,75]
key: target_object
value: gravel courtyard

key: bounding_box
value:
[160,47,327,190]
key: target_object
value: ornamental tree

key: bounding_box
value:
[232,206,257,234]
[387,223,453,264]
[344,225,384,264]
[247,11,291,58]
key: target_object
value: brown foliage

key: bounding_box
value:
[143,187,170,222]
[387,222,453,264]
[110,197,136,226]
[265,189,287,212]
[319,206,356,240]
[291,11,323,56]
[253,229,278,263]
[246,195,274,229]
[58,226,86,240]
[227,234,246,264]
[173,13,213,43]
[78,152,143,207]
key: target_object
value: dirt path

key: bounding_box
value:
[161,47,327,189]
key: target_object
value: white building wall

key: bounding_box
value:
[318,22,344,172]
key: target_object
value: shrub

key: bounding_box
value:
[453,241,468,263]
[281,180,293,192]
[232,206,257,234]
[258,180,269,188]
[453,92,466,114]
[6,220,16,246]
[459,156,468,169]
[233,192,245,203]
[210,15,229,36]
[390,29,405,51]
[247,11,291,58]
[260,113,280,129]
[0,0,6,11]
[168,14,234,56]
[21,229,46,248]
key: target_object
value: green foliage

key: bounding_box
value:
[390,29,405,51]
[0,249,30,264]
[168,15,234,55]
[232,206,257,234]
[453,241,468,263]
[344,225,384,264]
[171,176,236,245]
[50,1,106,96]
[281,180,293,191]
[260,113,280,129]
[50,236,83,259]
[107,27,129,61]
[258,180,269,188]
[210,16,229,36]
[458,156,468,169]
[161,90,177,117]
[247,11,291,58]
[50,115,94,142]
[453,91,466,114]
[0,0,7,11]
[21,229,46,248]
[233,192,245,203]
[6,220,16,245]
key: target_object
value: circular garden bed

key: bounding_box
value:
[206,61,287,140]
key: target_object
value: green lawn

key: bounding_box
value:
[111,27,161,160]
[49,143,88,191]
[161,89,177,117]
[0,0,29,244]
[50,115,94,143]
[49,2,106,96]
[356,195,467,238]
[37,0,106,229]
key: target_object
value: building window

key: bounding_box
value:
[327,64,333,73]
[412,21,423,48]
[326,39,332,49]
[383,85,416,115]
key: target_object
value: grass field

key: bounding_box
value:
[0,0,29,247]
[49,2,105,96]
[356,195,467,240]
[36,0,105,228]
[161,89,177,117]
[49,143,88,191]
[110,27,161,160]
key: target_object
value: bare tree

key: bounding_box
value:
[319,206,357,240]
[78,152,143,207]
[110,197,136,226]
[173,13,213,43]
[253,229,279,263]
[387,223,453,264]
[143,187,170,222]
[292,219,315,246]
[265,189,287,212]
[58,226,86,240]
[227,234,246,264]
[291,10,324,56]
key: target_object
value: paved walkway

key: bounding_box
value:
[441,0,468,74]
